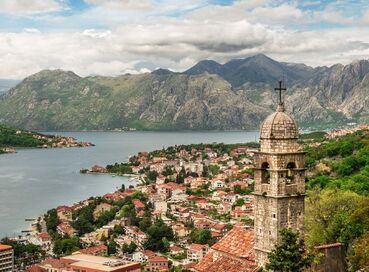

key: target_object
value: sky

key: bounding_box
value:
[1,0,369,79]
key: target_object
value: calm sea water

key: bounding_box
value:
[0,131,259,238]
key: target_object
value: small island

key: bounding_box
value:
[0,125,94,154]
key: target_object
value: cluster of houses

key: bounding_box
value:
[25,144,258,271]
[32,134,94,148]
[326,124,369,139]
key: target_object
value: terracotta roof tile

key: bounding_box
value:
[0,244,12,250]
[77,244,107,255]
[149,256,168,263]
[195,227,258,272]
[212,226,254,259]
[189,243,208,251]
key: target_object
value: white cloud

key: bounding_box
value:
[0,0,369,79]
[0,0,61,14]
[84,0,152,10]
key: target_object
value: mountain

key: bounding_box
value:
[184,54,313,87]
[0,54,368,131]
[0,69,268,130]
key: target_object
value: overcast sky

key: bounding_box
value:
[1,0,369,79]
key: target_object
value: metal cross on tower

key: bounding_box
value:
[274,81,286,104]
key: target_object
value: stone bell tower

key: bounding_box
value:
[253,82,306,267]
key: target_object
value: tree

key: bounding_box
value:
[348,231,369,271]
[122,242,137,254]
[176,167,186,184]
[144,219,174,252]
[305,188,369,248]
[113,224,125,235]
[190,229,213,245]
[45,209,60,233]
[53,237,81,256]
[107,240,118,255]
[265,228,313,272]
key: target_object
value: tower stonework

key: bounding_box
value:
[253,102,306,267]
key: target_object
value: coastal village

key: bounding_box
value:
[18,141,258,272]
[0,128,94,154]
[2,121,365,272]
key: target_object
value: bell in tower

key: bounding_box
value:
[253,81,306,267]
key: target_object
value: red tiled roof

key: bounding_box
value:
[169,245,184,252]
[40,258,65,269]
[26,265,44,272]
[196,252,258,272]
[213,223,227,230]
[189,243,208,251]
[0,244,12,250]
[211,231,222,238]
[38,232,50,239]
[149,256,168,263]
[144,250,156,257]
[132,199,145,209]
[77,244,107,255]
[195,226,258,272]
[211,227,254,258]
[159,182,185,190]
[183,262,197,269]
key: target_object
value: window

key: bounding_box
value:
[286,162,296,183]
[261,162,270,184]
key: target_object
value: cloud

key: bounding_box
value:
[0,0,369,79]
[84,0,152,10]
[0,0,61,15]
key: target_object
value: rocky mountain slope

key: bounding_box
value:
[0,54,368,131]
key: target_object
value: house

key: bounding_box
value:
[90,165,107,173]
[74,244,108,256]
[210,179,225,190]
[187,244,209,263]
[56,205,73,221]
[157,182,185,198]
[57,221,76,237]
[93,202,113,220]
[222,192,240,204]
[125,226,148,245]
[218,202,231,215]
[37,232,51,243]
[60,254,140,272]
[212,223,231,236]
[156,175,167,185]
[211,190,227,201]
[152,157,166,163]
[103,191,125,201]
[169,245,185,255]
[132,250,155,263]
[154,201,168,214]
[36,258,65,272]
[171,223,190,238]
[145,256,168,272]
[233,206,246,218]
[211,231,222,242]
[132,199,145,211]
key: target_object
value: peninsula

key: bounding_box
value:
[0,125,94,154]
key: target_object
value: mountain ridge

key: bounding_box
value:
[1,54,368,131]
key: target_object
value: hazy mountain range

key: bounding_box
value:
[0,54,368,131]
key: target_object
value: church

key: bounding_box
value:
[195,83,345,272]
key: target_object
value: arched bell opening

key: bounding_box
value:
[261,162,270,184]
[286,162,296,184]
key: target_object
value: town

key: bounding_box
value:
[1,121,367,271]
[11,142,258,272]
